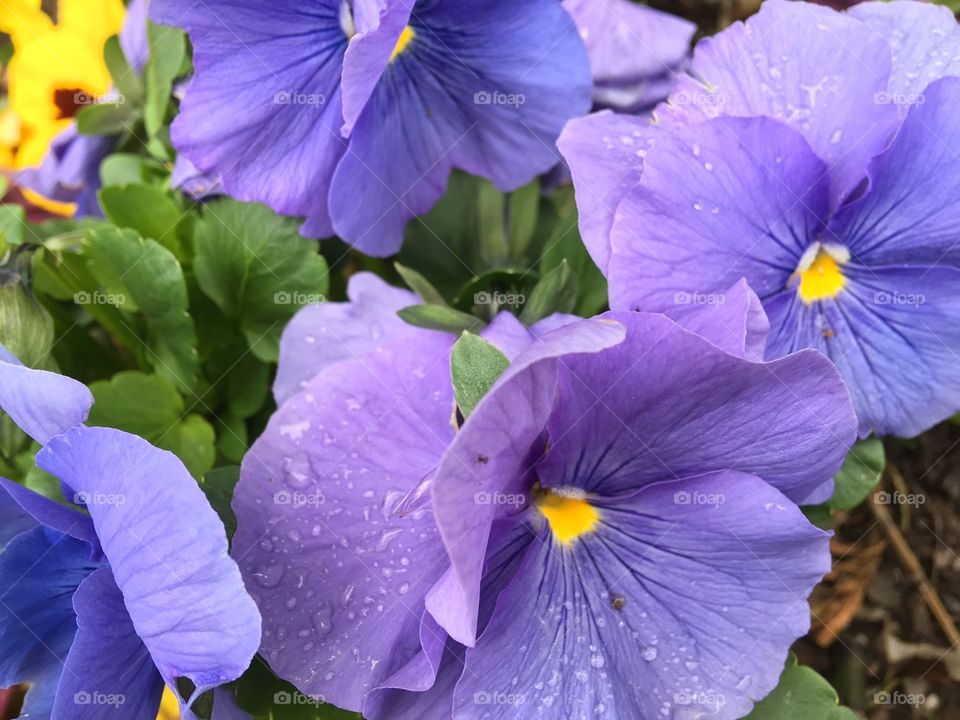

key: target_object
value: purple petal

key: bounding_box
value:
[831,77,960,267]
[661,0,900,208]
[36,427,261,695]
[562,0,694,91]
[151,0,348,237]
[52,567,165,720]
[674,278,770,361]
[535,311,857,503]
[479,312,535,361]
[0,477,99,551]
[849,1,960,109]
[607,115,830,315]
[0,527,99,718]
[121,0,149,72]
[273,272,421,405]
[452,472,828,719]
[766,264,960,438]
[0,352,93,446]
[556,111,660,273]
[329,0,591,254]
[429,318,626,645]
[232,332,455,710]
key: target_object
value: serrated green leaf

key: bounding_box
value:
[201,466,241,541]
[192,199,329,362]
[397,304,486,335]
[395,263,446,306]
[520,259,577,325]
[84,226,199,392]
[828,438,885,511]
[144,22,187,139]
[451,332,510,419]
[98,184,186,257]
[88,371,214,477]
[745,654,858,720]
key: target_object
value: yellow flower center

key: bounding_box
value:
[536,488,599,546]
[391,26,416,61]
[796,244,848,304]
[156,687,181,719]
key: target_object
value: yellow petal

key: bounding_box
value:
[0,0,52,47]
[156,687,181,720]
[59,0,126,45]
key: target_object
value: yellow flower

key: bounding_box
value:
[0,0,125,169]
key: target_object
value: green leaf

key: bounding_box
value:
[520,259,577,325]
[828,438,886,511]
[216,413,249,464]
[103,34,144,106]
[0,277,55,368]
[100,153,167,187]
[144,22,187,139]
[84,226,199,392]
[451,332,510,419]
[745,654,858,720]
[201,466,240,541]
[397,304,486,335]
[98,184,187,257]
[507,179,540,260]
[193,199,329,363]
[227,354,272,419]
[88,371,214,477]
[477,180,508,265]
[75,100,135,136]
[395,263,446,306]
[236,657,360,719]
[0,205,25,247]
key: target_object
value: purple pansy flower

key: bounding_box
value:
[0,349,261,719]
[148,0,592,256]
[563,0,695,112]
[18,0,148,217]
[231,273,856,718]
[560,0,960,438]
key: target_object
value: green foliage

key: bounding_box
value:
[745,655,858,719]
[451,332,511,419]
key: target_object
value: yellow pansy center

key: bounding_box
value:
[796,243,849,304]
[536,487,599,546]
[391,26,416,61]
[156,687,180,719]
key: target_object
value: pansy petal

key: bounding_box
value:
[0,477,98,550]
[329,0,591,254]
[36,427,261,695]
[673,278,770,361]
[661,0,899,207]
[766,264,960,438]
[232,333,455,710]
[452,472,828,719]
[0,353,93,446]
[430,318,626,646]
[0,527,100,718]
[274,272,421,404]
[831,77,960,267]
[556,111,660,273]
[535,312,856,503]
[52,567,165,720]
[608,115,830,315]
[562,0,694,87]
[480,312,535,361]
[150,0,348,237]
[120,0,149,72]
[849,1,960,108]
